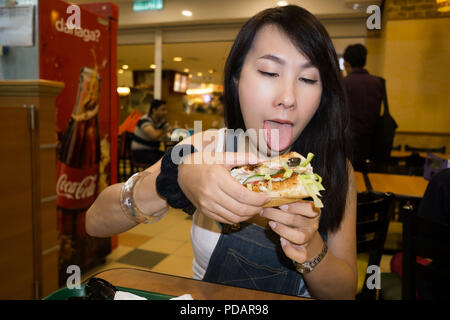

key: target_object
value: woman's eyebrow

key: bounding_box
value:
[258,54,285,65]
[258,54,315,69]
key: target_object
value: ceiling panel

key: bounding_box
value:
[118,41,233,84]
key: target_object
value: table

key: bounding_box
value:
[95,268,307,300]
[355,171,428,198]
[355,172,428,198]
[355,172,367,193]
[367,173,428,198]
[391,151,448,160]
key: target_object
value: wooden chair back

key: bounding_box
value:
[356,191,395,299]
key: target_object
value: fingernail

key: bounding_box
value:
[259,209,264,216]
[268,221,276,229]
[280,237,287,247]
[280,204,289,211]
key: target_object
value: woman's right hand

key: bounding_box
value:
[178,152,270,224]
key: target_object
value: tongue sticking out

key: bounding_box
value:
[264,121,293,152]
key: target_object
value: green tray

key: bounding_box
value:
[43,284,175,300]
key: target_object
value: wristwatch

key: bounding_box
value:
[294,242,328,274]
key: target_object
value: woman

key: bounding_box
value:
[86,5,357,299]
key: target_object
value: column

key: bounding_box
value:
[154,29,162,100]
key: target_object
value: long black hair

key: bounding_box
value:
[223,5,351,234]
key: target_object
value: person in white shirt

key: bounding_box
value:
[131,99,171,166]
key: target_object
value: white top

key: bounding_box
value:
[191,209,222,279]
[190,128,226,279]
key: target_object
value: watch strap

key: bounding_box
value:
[294,242,328,274]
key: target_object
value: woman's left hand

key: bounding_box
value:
[260,201,322,264]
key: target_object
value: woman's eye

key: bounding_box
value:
[300,78,318,84]
[258,70,278,77]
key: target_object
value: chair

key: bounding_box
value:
[356,191,395,300]
[401,211,450,300]
[366,155,425,176]
[389,154,425,176]
[405,145,446,154]
[117,132,147,182]
[393,195,422,224]
[130,150,149,174]
[117,132,135,182]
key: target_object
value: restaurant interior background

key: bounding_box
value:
[0,0,449,300]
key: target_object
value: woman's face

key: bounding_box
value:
[238,24,322,155]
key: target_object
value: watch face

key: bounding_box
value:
[295,263,313,274]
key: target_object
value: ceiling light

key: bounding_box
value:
[208,69,214,74]
[184,68,190,73]
[186,88,213,95]
[197,72,203,77]
[118,69,124,74]
[188,74,193,78]
[122,64,129,70]
[181,10,192,17]
[277,1,288,6]
[117,87,130,96]
[150,64,156,69]
[173,57,183,62]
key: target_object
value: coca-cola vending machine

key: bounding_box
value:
[39,0,119,285]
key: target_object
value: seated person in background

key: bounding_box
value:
[131,99,171,166]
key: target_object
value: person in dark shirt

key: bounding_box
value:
[131,99,171,166]
[418,168,450,225]
[390,168,450,299]
[416,168,450,299]
[343,44,384,171]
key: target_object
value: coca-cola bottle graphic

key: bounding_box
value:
[56,66,106,285]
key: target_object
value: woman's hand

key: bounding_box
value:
[261,201,323,264]
[178,152,270,224]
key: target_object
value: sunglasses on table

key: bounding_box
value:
[68,277,117,300]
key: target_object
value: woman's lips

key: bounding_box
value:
[267,118,294,125]
[263,120,293,152]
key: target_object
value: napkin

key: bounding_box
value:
[114,291,147,300]
[169,294,194,300]
[113,291,194,300]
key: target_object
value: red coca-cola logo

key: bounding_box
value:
[57,173,97,200]
[57,161,98,209]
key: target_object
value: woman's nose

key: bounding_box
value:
[274,82,296,109]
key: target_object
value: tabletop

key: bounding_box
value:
[391,151,449,160]
[367,173,428,198]
[355,171,428,198]
[95,268,307,300]
[355,172,367,193]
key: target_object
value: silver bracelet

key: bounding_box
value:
[120,171,166,224]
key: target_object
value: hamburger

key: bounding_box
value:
[230,151,325,208]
